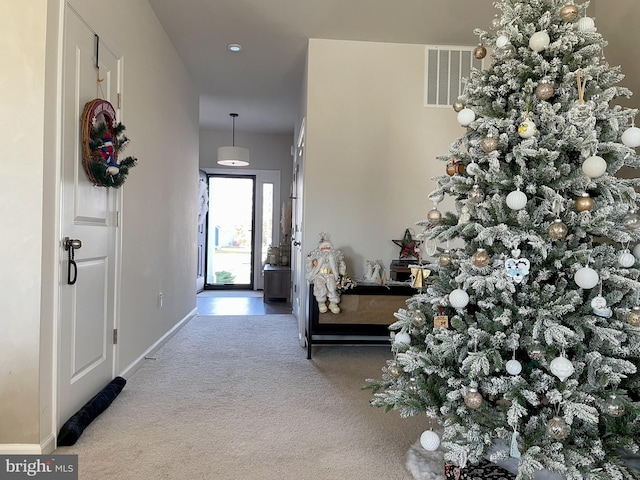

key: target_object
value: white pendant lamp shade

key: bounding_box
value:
[217,146,250,166]
[217,113,250,166]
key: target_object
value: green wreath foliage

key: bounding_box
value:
[88,122,137,188]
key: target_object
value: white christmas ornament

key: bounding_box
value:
[449,288,470,309]
[577,17,596,33]
[621,126,640,148]
[582,155,607,178]
[574,266,599,289]
[466,162,481,176]
[529,30,550,52]
[506,190,527,210]
[496,35,510,49]
[550,356,575,382]
[394,331,411,345]
[393,332,411,345]
[420,430,441,451]
[457,108,476,127]
[518,117,537,138]
[619,250,636,268]
[506,359,523,375]
[591,295,612,318]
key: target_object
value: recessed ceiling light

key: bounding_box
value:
[227,43,242,52]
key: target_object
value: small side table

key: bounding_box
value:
[263,265,291,302]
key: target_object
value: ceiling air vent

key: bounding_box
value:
[424,45,484,108]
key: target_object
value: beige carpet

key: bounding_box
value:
[55,314,429,479]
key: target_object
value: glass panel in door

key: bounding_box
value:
[205,175,255,288]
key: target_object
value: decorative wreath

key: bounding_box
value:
[81,99,137,188]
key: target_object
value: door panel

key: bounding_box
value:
[58,6,119,428]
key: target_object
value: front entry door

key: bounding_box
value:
[57,6,120,428]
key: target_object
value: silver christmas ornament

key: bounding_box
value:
[623,210,640,230]
[407,377,418,395]
[529,342,544,360]
[605,395,625,418]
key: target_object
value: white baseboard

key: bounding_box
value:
[0,443,45,455]
[118,308,197,379]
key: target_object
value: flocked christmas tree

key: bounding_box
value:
[367,1,640,478]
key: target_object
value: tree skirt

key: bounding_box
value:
[406,440,640,480]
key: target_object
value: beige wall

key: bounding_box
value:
[0,0,48,448]
[1,0,199,451]
[304,39,460,277]
[199,129,294,205]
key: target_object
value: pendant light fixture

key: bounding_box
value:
[217,113,249,166]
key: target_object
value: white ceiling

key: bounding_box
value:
[147,0,498,134]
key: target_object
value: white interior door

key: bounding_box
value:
[292,120,305,345]
[58,6,120,427]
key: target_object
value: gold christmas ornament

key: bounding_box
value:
[473,44,487,60]
[427,207,443,225]
[452,100,465,113]
[464,387,483,409]
[575,193,594,212]
[535,82,555,100]
[439,250,453,267]
[627,307,640,327]
[412,310,427,327]
[559,4,579,22]
[387,362,401,379]
[472,248,490,268]
[548,219,568,239]
[547,416,570,440]
[446,159,465,176]
[481,136,498,153]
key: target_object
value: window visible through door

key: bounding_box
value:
[206,175,255,288]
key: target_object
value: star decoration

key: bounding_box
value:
[392,229,421,259]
